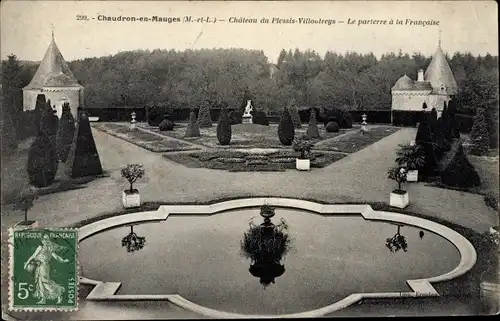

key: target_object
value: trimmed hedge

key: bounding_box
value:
[469,108,490,156]
[252,111,269,126]
[56,102,76,163]
[197,104,213,128]
[306,108,320,139]
[66,112,103,178]
[27,134,59,188]
[229,111,243,125]
[325,121,339,133]
[288,105,302,128]
[440,144,481,188]
[278,107,295,146]
[216,109,232,145]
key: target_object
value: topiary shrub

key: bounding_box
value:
[440,144,481,188]
[288,104,302,129]
[278,107,295,146]
[185,111,201,137]
[216,109,232,145]
[415,112,439,179]
[434,117,451,159]
[197,104,212,128]
[447,98,460,138]
[469,108,490,156]
[325,121,339,133]
[27,134,59,188]
[1,109,18,151]
[229,111,243,125]
[306,108,320,139]
[159,115,174,131]
[39,105,59,148]
[33,94,47,133]
[146,106,164,126]
[252,111,269,126]
[66,111,103,178]
[342,110,353,128]
[56,102,76,163]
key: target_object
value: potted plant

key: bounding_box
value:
[293,137,314,171]
[121,164,145,208]
[388,166,409,209]
[395,143,426,182]
[12,187,39,229]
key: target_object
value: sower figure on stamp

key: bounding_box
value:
[24,234,69,304]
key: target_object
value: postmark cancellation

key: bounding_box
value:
[8,228,79,312]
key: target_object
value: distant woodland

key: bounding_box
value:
[2,48,498,122]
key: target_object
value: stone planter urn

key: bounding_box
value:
[122,190,141,208]
[390,190,409,209]
[296,158,310,171]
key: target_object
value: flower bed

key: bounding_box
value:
[139,123,355,149]
[93,123,200,152]
[315,126,400,153]
[163,150,346,172]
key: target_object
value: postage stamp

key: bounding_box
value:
[8,228,79,312]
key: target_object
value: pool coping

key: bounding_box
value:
[78,197,477,318]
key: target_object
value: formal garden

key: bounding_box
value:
[1,49,499,318]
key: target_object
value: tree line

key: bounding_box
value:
[1,48,498,150]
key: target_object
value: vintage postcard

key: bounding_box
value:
[1,0,498,319]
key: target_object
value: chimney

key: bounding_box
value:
[417,69,424,82]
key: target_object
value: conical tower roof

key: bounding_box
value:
[424,44,458,95]
[24,34,81,89]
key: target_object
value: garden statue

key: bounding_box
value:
[240,205,291,287]
[130,111,137,130]
[242,100,253,124]
[361,113,369,134]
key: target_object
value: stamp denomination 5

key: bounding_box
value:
[8,228,79,312]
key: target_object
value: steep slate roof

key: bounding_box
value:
[424,45,458,94]
[24,36,82,89]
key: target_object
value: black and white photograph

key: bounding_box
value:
[1,0,498,319]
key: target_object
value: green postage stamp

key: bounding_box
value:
[8,228,79,312]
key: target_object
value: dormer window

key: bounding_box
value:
[440,85,446,92]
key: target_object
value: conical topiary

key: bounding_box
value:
[306,108,320,138]
[185,111,201,137]
[39,105,59,147]
[447,99,460,138]
[27,132,58,188]
[216,109,232,145]
[440,144,481,188]
[66,111,103,178]
[415,112,438,178]
[1,109,18,151]
[56,102,76,162]
[278,107,295,146]
[288,104,302,128]
[469,108,490,156]
[33,94,47,133]
[197,104,212,128]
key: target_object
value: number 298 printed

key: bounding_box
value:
[8,228,79,312]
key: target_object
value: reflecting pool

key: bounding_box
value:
[80,207,460,315]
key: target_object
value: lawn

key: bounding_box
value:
[93,123,200,152]
[314,126,401,153]
[138,122,357,149]
[164,149,346,172]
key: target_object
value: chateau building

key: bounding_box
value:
[391,42,458,123]
[23,33,83,119]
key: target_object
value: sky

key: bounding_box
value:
[1,0,498,63]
